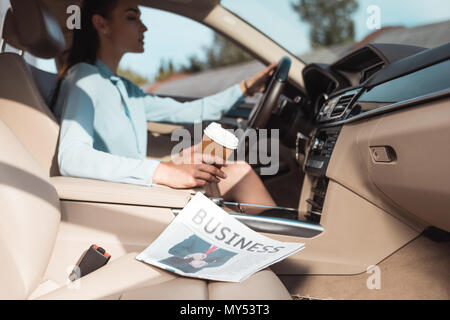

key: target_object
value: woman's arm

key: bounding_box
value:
[135,62,277,124]
[58,64,160,186]
[139,83,245,123]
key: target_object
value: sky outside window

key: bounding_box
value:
[222,0,450,55]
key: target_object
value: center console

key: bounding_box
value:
[305,126,342,176]
[301,126,342,223]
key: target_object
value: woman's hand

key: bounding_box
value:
[240,62,277,97]
[152,144,228,189]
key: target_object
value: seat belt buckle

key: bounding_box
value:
[69,244,111,281]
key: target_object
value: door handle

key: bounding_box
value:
[370,146,397,163]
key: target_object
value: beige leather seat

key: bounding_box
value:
[0,0,291,300]
[0,1,62,177]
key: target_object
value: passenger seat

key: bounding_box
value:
[0,0,63,177]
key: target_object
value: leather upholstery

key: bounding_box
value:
[0,1,62,177]
[38,253,181,300]
[50,176,192,208]
[0,93,60,177]
[38,254,291,300]
[0,120,60,299]
[208,269,292,300]
[121,277,210,300]
[9,0,65,59]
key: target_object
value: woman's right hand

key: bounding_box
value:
[152,148,228,188]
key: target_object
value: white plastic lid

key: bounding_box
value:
[204,122,239,150]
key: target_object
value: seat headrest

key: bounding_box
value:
[4,0,65,59]
[2,9,26,51]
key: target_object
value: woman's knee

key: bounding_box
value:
[229,161,253,178]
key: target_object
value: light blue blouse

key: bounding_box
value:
[56,59,244,186]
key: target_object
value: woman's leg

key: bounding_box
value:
[217,161,276,214]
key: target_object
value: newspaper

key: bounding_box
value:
[136,192,305,282]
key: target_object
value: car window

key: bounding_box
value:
[119,6,262,98]
[222,0,450,64]
[27,56,57,74]
[2,40,57,74]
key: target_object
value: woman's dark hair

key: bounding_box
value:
[50,0,118,110]
[61,0,119,76]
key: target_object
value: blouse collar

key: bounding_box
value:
[95,59,118,81]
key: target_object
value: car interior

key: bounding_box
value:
[0,0,449,300]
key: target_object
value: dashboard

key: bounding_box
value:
[303,43,450,176]
[271,42,450,162]
[250,41,450,165]
[295,42,450,177]
[291,42,450,227]
[303,43,450,127]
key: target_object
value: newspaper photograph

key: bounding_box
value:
[136,192,305,282]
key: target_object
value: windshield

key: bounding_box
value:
[221,0,450,64]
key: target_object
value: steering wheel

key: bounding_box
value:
[246,56,291,129]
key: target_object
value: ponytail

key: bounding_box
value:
[50,0,118,111]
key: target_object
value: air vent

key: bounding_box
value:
[330,93,356,118]
[361,61,384,83]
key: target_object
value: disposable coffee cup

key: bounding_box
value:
[201,122,239,162]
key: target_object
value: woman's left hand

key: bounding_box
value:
[240,62,278,97]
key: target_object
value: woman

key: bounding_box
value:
[55,0,277,213]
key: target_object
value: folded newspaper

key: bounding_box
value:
[136,192,305,282]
